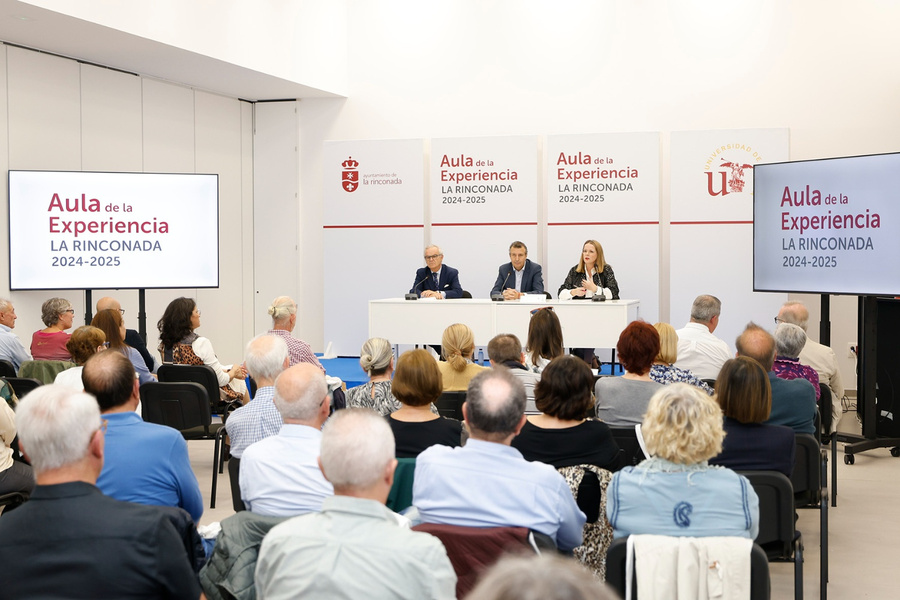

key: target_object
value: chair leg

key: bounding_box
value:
[211,432,221,510]
[831,435,838,507]
[794,533,804,600]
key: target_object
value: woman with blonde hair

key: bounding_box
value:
[557,240,619,301]
[649,322,713,395]
[437,323,487,391]
[346,337,398,415]
[606,383,759,539]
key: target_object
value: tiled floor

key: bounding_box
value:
[188,409,900,598]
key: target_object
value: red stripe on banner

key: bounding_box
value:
[670,221,753,225]
[432,222,538,227]
[323,224,425,229]
[548,221,660,226]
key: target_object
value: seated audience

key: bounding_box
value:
[773,322,820,400]
[607,383,759,539]
[488,333,540,408]
[0,298,31,371]
[467,554,617,600]
[595,321,664,426]
[84,351,203,522]
[709,357,796,477]
[256,409,456,599]
[649,322,713,395]
[414,368,586,552]
[388,349,462,458]
[266,295,325,371]
[157,296,248,403]
[346,337,399,415]
[91,309,154,385]
[54,326,106,391]
[96,296,155,372]
[437,323,487,391]
[674,294,731,380]
[512,355,620,472]
[226,335,289,459]
[736,322,817,435]
[524,306,564,374]
[31,297,75,361]
[240,363,333,516]
[0,395,33,498]
[0,385,201,599]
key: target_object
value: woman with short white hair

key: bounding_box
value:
[606,383,759,539]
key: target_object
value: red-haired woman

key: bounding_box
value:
[595,321,663,427]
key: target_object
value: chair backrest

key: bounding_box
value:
[435,391,466,421]
[608,426,646,466]
[1,377,43,399]
[386,457,416,513]
[790,433,821,507]
[739,470,796,559]
[227,456,245,513]
[0,360,16,378]
[411,523,537,599]
[140,381,212,432]
[818,382,833,435]
[18,360,76,384]
[0,491,30,515]
[606,536,771,600]
[158,364,221,409]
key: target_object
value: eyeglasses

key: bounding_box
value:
[530,306,554,316]
[95,419,108,436]
[63,309,75,314]
[117,308,125,315]
[773,317,783,325]
[424,254,442,260]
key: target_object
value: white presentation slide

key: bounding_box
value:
[9,171,219,290]
[753,153,900,296]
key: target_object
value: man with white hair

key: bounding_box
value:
[675,294,732,380]
[266,296,325,371]
[96,296,155,372]
[0,298,30,371]
[778,301,844,432]
[240,363,334,515]
[773,322,821,401]
[226,334,289,459]
[413,368,586,552]
[410,244,464,299]
[255,409,456,599]
[0,385,202,599]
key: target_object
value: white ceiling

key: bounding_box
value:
[0,0,342,101]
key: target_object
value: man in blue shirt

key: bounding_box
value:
[413,368,586,551]
[0,298,31,372]
[83,350,204,522]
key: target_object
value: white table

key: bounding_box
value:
[369,298,640,348]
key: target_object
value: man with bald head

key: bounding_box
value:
[736,322,817,435]
[96,296,154,372]
[240,363,333,515]
[413,368,585,551]
[0,298,30,371]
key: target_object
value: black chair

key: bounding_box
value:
[608,426,646,466]
[740,471,803,600]
[158,363,239,418]
[1,377,42,399]
[435,391,466,421]
[701,378,717,390]
[791,433,829,599]
[227,456,245,513]
[606,536,771,600]
[0,491,30,515]
[461,291,472,299]
[0,360,17,378]
[140,381,224,508]
[818,383,833,439]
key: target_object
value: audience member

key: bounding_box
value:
[467,554,617,600]
[438,323,487,391]
[414,368,586,552]
[524,306,564,374]
[256,409,456,599]
[0,385,202,599]
[0,298,31,371]
[674,294,731,380]
[53,326,106,391]
[649,322,713,395]
[266,295,325,371]
[607,383,759,539]
[346,337,399,414]
[83,350,203,522]
[595,321,664,426]
[512,355,620,471]
[389,349,462,458]
[240,363,333,516]
[490,241,545,300]
[709,357,796,477]
[773,322,820,400]
[488,333,539,409]
[91,309,154,385]
[736,323,817,435]
[96,296,155,372]
[31,297,75,361]
[778,300,844,432]
[0,394,33,498]
[226,334,289,459]
[410,244,463,299]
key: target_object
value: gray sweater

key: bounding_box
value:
[594,377,663,427]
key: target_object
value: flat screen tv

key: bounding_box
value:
[8,170,219,290]
[753,152,900,296]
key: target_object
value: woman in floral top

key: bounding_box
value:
[649,322,714,395]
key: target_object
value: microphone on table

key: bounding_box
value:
[592,286,607,302]
[491,271,511,302]
[405,276,430,301]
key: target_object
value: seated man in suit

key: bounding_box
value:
[736,322,817,435]
[487,333,540,412]
[0,385,202,599]
[410,245,463,299]
[490,241,544,300]
[413,368,585,552]
[96,296,155,372]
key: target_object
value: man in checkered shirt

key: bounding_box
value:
[266,296,325,372]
